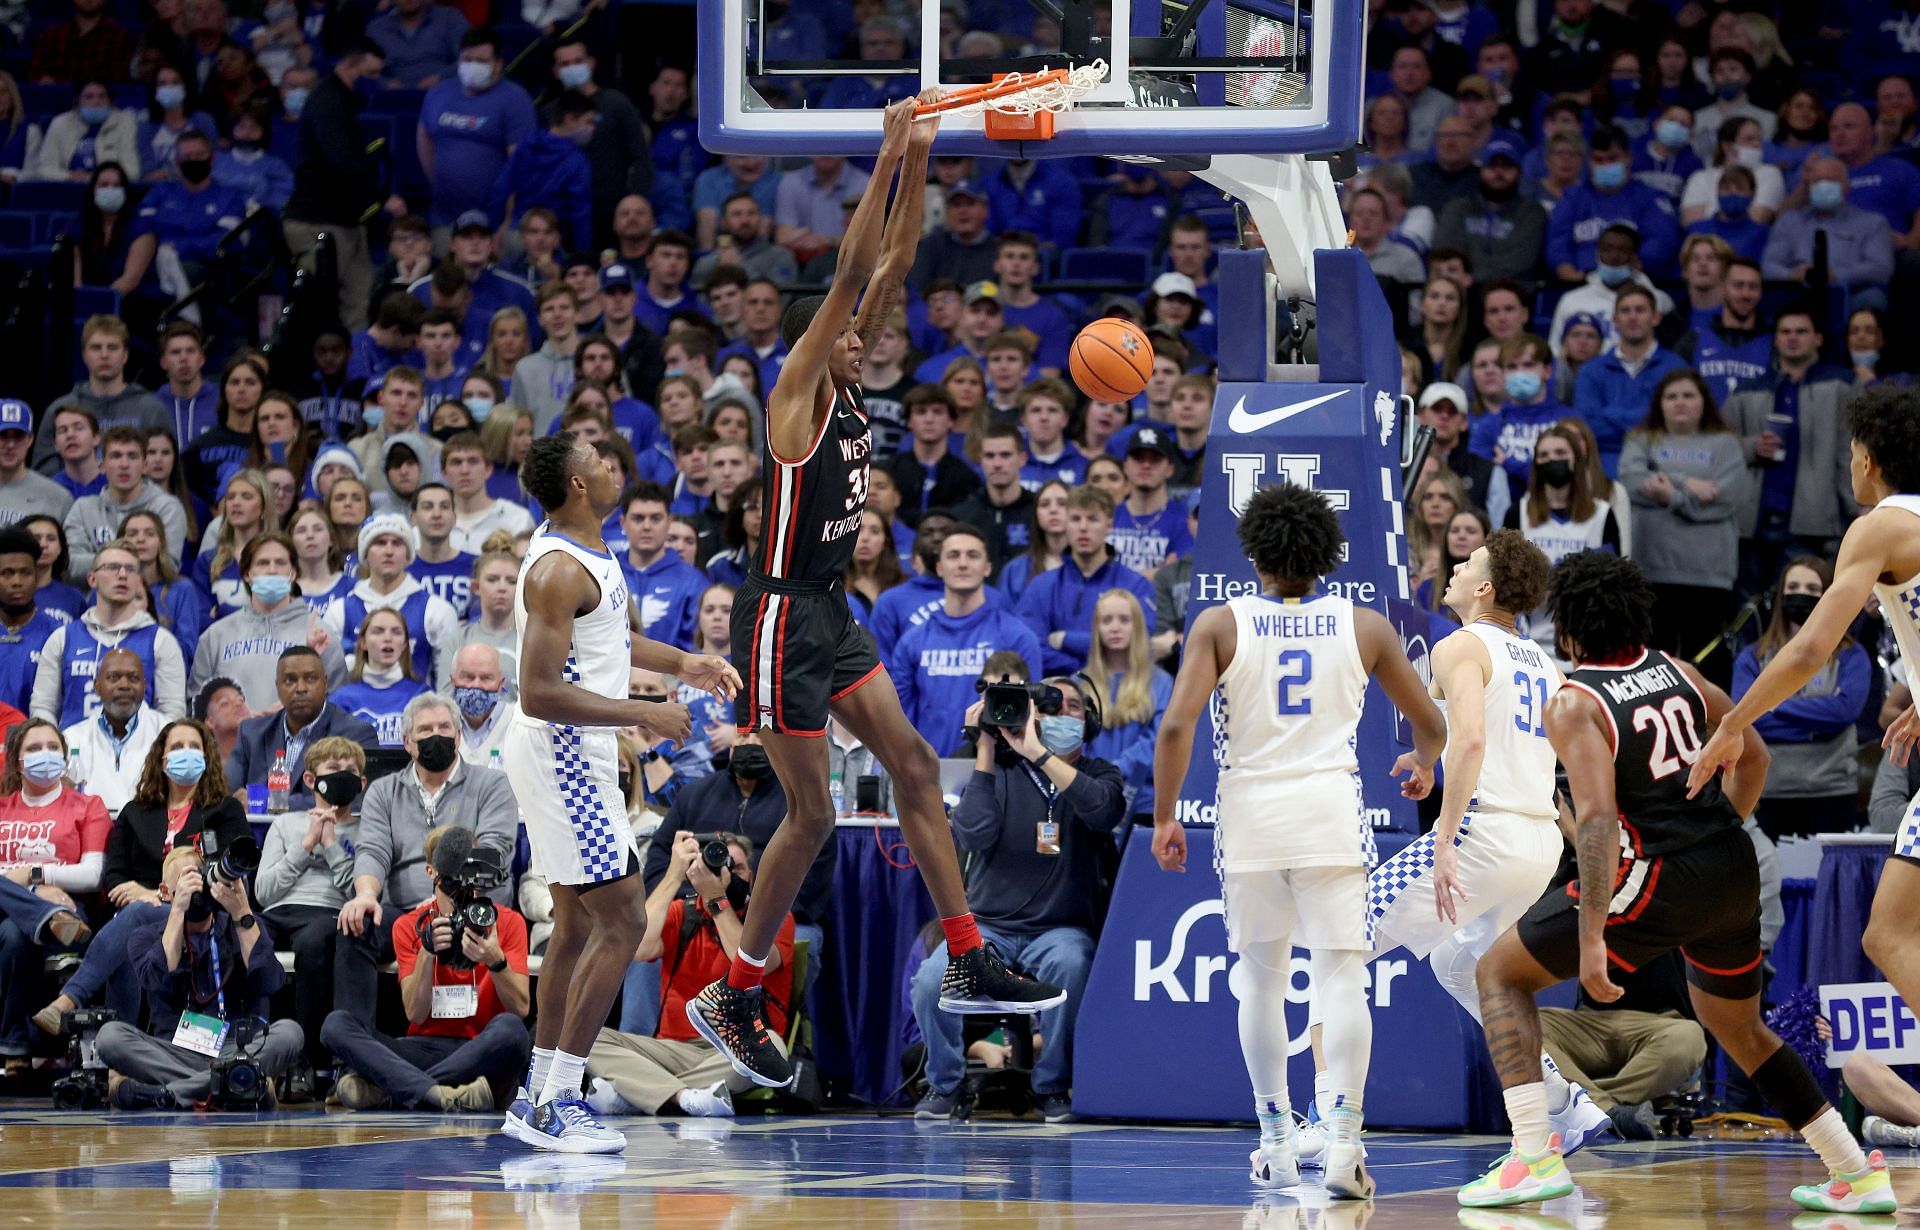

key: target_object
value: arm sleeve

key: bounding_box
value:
[1545,199,1575,270]
[1731,646,1760,704]
[152,629,186,717]
[1672,438,1749,524]
[1861,217,1896,288]
[471,771,519,863]
[64,504,95,578]
[128,920,187,995]
[1869,750,1918,834]
[1618,436,1657,506]
[1771,645,1873,732]
[487,153,516,230]
[1637,197,1679,273]
[253,816,305,909]
[103,814,136,890]
[1060,757,1128,832]
[43,850,103,892]
[1014,578,1054,650]
[159,497,187,567]
[948,770,1003,852]
[30,627,65,721]
[1761,215,1800,280]
[351,784,393,892]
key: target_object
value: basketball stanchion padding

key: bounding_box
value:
[1069,317,1155,404]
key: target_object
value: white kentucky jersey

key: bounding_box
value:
[1218,591,1366,786]
[1457,621,1563,821]
[1874,496,1920,689]
[511,524,632,727]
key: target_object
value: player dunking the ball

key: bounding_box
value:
[1460,551,1893,1212]
[500,433,740,1152]
[1151,484,1448,1199]
[688,98,1066,1086]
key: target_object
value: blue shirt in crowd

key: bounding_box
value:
[889,602,1045,757]
[418,77,538,227]
[1015,553,1158,676]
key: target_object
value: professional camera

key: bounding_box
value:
[974,676,1065,730]
[207,1017,270,1111]
[423,846,506,971]
[50,1007,118,1110]
[698,839,751,914]
[200,829,260,887]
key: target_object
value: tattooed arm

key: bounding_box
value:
[1545,685,1625,1004]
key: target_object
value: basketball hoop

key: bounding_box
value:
[913,60,1107,119]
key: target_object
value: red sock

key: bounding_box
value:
[941,913,982,956]
[726,950,766,991]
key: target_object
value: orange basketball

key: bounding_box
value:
[1069,317,1155,405]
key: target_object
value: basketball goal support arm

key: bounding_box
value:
[1193,153,1347,302]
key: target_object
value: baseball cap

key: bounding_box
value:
[1093,293,1146,321]
[1417,381,1469,413]
[964,280,1001,307]
[1127,425,1178,460]
[452,209,492,235]
[1477,131,1526,167]
[1150,272,1200,301]
[1455,74,1494,100]
[0,400,31,435]
[946,179,986,204]
[600,263,635,290]
[1562,311,1608,338]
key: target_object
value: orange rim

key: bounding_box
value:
[914,69,1074,114]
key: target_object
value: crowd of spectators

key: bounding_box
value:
[0,0,1916,1123]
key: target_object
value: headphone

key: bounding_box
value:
[1063,671,1105,744]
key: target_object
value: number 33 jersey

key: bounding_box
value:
[1215,591,1370,871]
[759,384,871,583]
[1560,649,1742,855]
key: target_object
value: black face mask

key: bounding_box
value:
[185,891,215,922]
[430,424,467,443]
[617,771,633,797]
[415,734,458,773]
[1480,178,1519,203]
[313,769,362,808]
[731,745,772,780]
[1536,459,1575,488]
[1780,593,1819,626]
[178,158,212,185]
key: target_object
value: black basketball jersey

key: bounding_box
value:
[1562,649,1742,856]
[759,384,872,582]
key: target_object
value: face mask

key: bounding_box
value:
[1852,349,1879,369]
[1503,370,1542,401]
[1597,261,1632,287]
[457,61,494,91]
[1591,161,1627,190]
[1038,714,1084,757]
[1734,145,1764,168]
[234,138,262,153]
[1482,67,1509,87]
[156,84,186,109]
[1718,192,1751,218]
[414,734,458,772]
[430,423,465,443]
[453,685,500,718]
[1780,593,1819,626]
[362,404,384,428]
[465,396,494,421]
[618,771,632,797]
[1536,459,1575,487]
[731,745,772,780]
[1810,180,1844,212]
[250,573,293,605]
[1481,178,1519,203]
[313,769,362,808]
[663,367,684,379]
[1716,81,1744,101]
[557,63,592,89]
[184,892,215,922]
[165,748,207,785]
[1655,119,1690,148]
[78,105,110,126]
[178,158,212,185]
[283,86,309,117]
[93,185,126,213]
[21,749,66,784]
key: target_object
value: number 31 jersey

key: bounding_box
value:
[1458,622,1563,822]
[1217,591,1366,788]
[759,384,871,583]
[1561,648,1741,855]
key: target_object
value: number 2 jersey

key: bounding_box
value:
[758,384,872,583]
[1214,590,1372,871]
[1560,648,1741,856]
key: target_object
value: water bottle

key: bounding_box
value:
[267,749,291,813]
[67,746,83,792]
[829,765,845,816]
[489,748,503,774]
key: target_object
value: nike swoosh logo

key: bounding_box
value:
[1227,390,1351,434]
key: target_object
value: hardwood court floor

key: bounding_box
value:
[2,1106,1918,1229]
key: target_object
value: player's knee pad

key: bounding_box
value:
[1753,1044,1829,1130]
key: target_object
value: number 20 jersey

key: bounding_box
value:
[1560,649,1741,856]
[758,384,871,583]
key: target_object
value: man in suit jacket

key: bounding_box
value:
[226,646,379,811]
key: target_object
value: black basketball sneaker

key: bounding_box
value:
[938,944,1069,1013]
[687,980,793,1088]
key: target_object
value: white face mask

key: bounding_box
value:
[457,60,494,90]
[1733,145,1764,169]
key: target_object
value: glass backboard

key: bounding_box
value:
[696,0,1363,159]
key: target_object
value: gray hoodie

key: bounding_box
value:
[64,480,190,577]
[34,383,171,473]
[256,809,361,911]
[188,599,349,711]
[1617,429,1750,591]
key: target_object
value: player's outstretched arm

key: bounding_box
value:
[1687,508,1896,795]
[1545,686,1624,1003]
[854,94,939,351]
[1355,607,1448,791]
[520,553,691,737]
[1679,659,1771,818]
[629,635,740,701]
[1150,605,1233,871]
[766,100,914,456]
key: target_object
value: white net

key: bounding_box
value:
[937,59,1109,116]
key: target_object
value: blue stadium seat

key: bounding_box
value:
[0,213,35,247]
[112,83,150,110]
[21,83,75,118]
[74,286,122,320]
[370,88,426,117]
[1060,246,1152,285]
[8,181,86,215]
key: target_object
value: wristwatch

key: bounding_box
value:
[234,913,257,931]
[706,897,731,916]
[27,865,43,886]
[486,957,509,973]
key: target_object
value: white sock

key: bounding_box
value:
[1327,1097,1363,1146]
[526,1047,555,1097]
[540,1050,588,1104]
[586,1077,635,1116]
[1505,1082,1552,1156]
[1801,1106,1869,1175]
[1255,1092,1293,1148]
[1314,1072,1335,1122]
[1540,1051,1572,1113]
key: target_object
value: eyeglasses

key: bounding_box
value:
[93,562,139,576]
